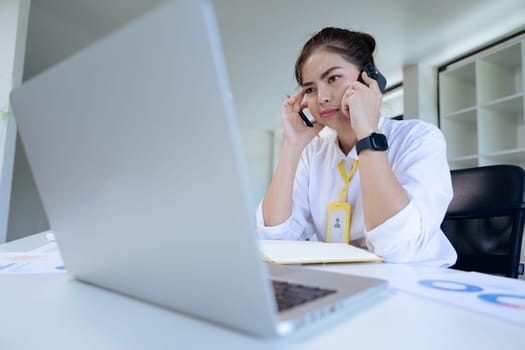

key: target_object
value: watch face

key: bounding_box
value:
[371,133,388,150]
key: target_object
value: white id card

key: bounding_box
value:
[326,202,351,243]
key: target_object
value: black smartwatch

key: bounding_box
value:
[356,132,388,155]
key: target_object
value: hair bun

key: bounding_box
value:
[359,32,376,55]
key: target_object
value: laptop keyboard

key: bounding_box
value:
[272,280,336,312]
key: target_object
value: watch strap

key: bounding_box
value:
[356,132,388,155]
[356,136,373,155]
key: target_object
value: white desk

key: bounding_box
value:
[1,233,524,350]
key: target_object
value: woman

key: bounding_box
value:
[256,27,457,266]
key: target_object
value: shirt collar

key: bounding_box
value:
[327,116,385,168]
[328,135,358,168]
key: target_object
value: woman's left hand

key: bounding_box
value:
[341,71,383,140]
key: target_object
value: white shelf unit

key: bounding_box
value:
[439,36,525,170]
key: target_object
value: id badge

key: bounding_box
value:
[326,202,351,244]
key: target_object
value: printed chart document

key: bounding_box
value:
[259,240,383,264]
[389,271,525,327]
[0,242,65,274]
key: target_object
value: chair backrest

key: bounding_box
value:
[441,165,525,278]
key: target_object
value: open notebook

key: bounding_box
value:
[260,240,383,264]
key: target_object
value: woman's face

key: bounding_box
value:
[300,49,360,130]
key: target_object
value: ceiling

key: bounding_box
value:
[24,0,525,130]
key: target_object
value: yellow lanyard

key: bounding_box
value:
[337,160,358,202]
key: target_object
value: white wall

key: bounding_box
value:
[0,0,30,242]
[403,64,438,125]
[240,129,274,211]
[6,136,49,241]
[23,0,165,81]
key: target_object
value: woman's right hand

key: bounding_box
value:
[281,90,324,149]
[263,90,322,226]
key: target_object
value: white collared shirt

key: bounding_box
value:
[256,117,457,267]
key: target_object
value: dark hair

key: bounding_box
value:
[294,27,376,85]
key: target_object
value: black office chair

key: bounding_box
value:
[441,164,525,278]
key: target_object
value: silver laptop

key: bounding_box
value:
[10,0,386,337]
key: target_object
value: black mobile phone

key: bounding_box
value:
[299,109,316,127]
[358,62,387,93]
[288,93,317,127]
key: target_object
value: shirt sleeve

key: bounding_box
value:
[364,124,457,267]
[255,148,316,241]
[255,203,310,240]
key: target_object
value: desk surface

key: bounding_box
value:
[1,233,524,350]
